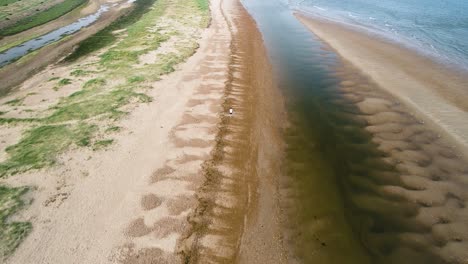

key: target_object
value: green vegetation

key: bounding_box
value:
[70,69,92,77]
[0,123,95,176]
[0,0,211,259]
[0,0,20,7]
[105,126,121,133]
[58,78,72,86]
[0,0,209,177]
[196,0,209,11]
[128,76,145,83]
[47,88,150,123]
[53,78,72,91]
[0,0,88,36]
[93,139,113,150]
[0,185,31,261]
[65,0,158,62]
[0,117,37,125]
[4,98,23,106]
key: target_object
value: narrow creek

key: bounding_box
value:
[0,5,109,68]
[242,0,468,263]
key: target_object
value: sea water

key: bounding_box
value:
[242,0,468,262]
[292,0,468,72]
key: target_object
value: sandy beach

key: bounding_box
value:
[0,0,232,262]
[0,0,289,261]
[2,0,468,262]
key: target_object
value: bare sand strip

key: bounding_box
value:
[174,0,287,262]
[295,14,468,263]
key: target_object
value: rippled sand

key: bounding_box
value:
[324,60,468,263]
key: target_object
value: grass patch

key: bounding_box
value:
[47,88,150,123]
[0,0,211,258]
[70,69,88,77]
[196,0,209,11]
[0,0,20,6]
[65,0,157,62]
[48,77,59,82]
[105,126,121,133]
[128,76,145,83]
[0,185,31,261]
[53,78,72,91]
[0,123,96,177]
[58,78,72,86]
[0,0,88,36]
[0,117,37,125]
[4,98,23,106]
[93,139,113,150]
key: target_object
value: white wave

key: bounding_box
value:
[313,5,326,11]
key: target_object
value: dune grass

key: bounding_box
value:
[0,123,96,176]
[0,0,209,177]
[0,185,31,261]
[65,0,158,62]
[4,98,23,106]
[93,139,113,150]
[0,0,88,36]
[0,0,20,6]
[196,0,209,11]
[0,0,211,258]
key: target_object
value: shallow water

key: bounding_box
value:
[293,0,468,73]
[0,5,109,68]
[242,0,468,263]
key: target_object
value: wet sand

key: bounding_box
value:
[295,13,468,263]
[296,14,468,154]
[177,0,287,262]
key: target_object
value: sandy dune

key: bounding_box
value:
[2,0,234,262]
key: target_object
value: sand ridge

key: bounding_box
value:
[295,14,468,263]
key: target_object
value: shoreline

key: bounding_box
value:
[296,13,468,159]
[295,13,468,263]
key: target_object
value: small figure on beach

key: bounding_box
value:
[229,108,233,115]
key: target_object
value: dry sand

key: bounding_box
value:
[2,0,238,262]
[296,14,468,263]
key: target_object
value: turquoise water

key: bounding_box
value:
[292,0,468,72]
